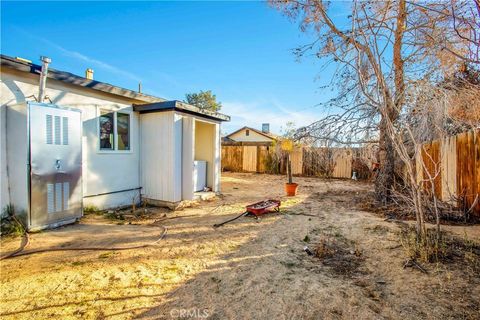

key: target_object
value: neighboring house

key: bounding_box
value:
[0,54,229,230]
[224,124,277,143]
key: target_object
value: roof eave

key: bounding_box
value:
[133,100,230,122]
[0,54,165,104]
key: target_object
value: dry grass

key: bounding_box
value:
[1,173,479,319]
[400,225,480,272]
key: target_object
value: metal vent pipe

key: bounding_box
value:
[85,68,94,80]
[38,56,51,103]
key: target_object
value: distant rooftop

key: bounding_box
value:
[225,126,279,140]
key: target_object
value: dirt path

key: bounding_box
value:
[1,173,479,319]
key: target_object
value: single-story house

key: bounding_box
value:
[0,54,229,230]
[223,124,277,143]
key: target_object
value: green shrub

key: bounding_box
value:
[83,205,100,214]
[1,205,24,237]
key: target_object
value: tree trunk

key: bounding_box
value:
[375,116,395,204]
[375,0,406,205]
[287,154,293,184]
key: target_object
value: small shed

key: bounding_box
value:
[134,101,228,208]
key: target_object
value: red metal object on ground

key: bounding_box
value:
[213,199,282,228]
[246,199,281,217]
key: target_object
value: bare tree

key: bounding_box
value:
[450,0,480,63]
[271,0,479,239]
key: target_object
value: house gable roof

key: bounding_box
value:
[225,126,278,141]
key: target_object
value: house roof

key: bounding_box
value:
[133,100,230,122]
[1,54,230,121]
[225,126,279,141]
[1,54,164,103]
[221,136,235,142]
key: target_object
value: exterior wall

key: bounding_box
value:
[182,116,195,200]
[228,128,273,143]
[0,104,8,215]
[141,112,221,203]
[1,69,142,212]
[140,111,183,203]
[4,104,28,221]
[173,114,183,201]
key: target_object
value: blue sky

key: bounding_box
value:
[1,1,340,134]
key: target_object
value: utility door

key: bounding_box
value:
[29,103,83,229]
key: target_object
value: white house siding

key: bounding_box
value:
[1,69,142,212]
[139,112,222,205]
[228,128,273,142]
[139,111,183,204]
[4,104,28,217]
[0,105,8,215]
[182,116,195,200]
[173,113,183,201]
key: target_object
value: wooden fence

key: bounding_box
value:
[221,143,376,179]
[416,129,480,217]
[222,130,480,216]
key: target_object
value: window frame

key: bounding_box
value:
[246,129,250,136]
[97,108,133,154]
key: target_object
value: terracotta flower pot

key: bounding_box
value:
[285,183,298,196]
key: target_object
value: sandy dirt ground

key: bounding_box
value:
[1,173,479,320]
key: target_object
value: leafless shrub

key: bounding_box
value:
[400,225,480,271]
[355,187,471,224]
[352,158,371,180]
[313,235,364,276]
[313,236,337,259]
[271,0,480,244]
[302,147,335,177]
[264,143,285,174]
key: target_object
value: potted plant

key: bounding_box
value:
[281,139,298,196]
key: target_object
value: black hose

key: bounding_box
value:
[1,223,167,260]
[213,211,249,228]
[0,215,29,260]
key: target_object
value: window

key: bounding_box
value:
[117,112,130,150]
[246,129,250,136]
[99,110,131,151]
[99,111,114,150]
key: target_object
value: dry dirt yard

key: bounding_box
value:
[1,173,480,320]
